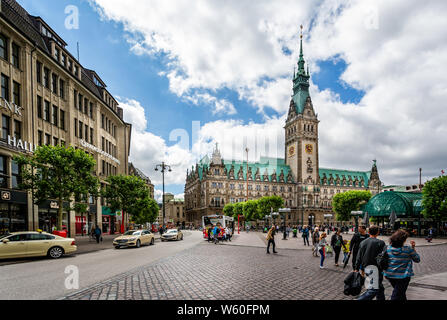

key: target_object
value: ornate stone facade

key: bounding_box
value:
[184,33,381,228]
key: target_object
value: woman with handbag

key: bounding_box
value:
[318,232,328,269]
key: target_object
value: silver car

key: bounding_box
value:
[161,229,184,241]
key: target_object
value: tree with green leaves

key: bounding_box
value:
[332,190,372,221]
[131,197,159,225]
[422,176,447,222]
[223,203,234,218]
[257,195,285,219]
[14,145,99,231]
[102,175,155,228]
[243,200,259,222]
[232,202,244,220]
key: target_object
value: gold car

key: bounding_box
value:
[0,231,77,260]
[161,229,184,242]
[113,230,155,249]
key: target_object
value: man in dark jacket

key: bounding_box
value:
[354,226,386,300]
[350,225,369,269]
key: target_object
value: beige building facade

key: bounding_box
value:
[157,193,186,228]
[0,0,131,237]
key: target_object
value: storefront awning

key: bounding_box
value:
[102,206,116,216]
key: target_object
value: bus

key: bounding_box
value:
[202,215,234,239]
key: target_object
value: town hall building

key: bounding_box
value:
[184,31,381,228]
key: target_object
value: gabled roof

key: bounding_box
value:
[319,168,371,187]
[193,155,293,183]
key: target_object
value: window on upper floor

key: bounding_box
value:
[44,101,50,122]
[43,68,50,88]
[37,95,43,119]
[51,74,58,94]
[12,43,20,69]
[89,102,94,119]
[59,79,65,99]
[1,115,10,141]
[60,109,65,130]
[1,74,9,101]
[36,61,42,84]
[54,47,60,62]
[52,105,58,126]
[0,34,8,61]
[12,81,20,106]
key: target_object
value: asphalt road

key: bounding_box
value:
[0,231,201,300]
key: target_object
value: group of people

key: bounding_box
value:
[317,225,420,301]
[206,224,232,244]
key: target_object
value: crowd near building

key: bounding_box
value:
[0,0,134,237]
[185,32,382,228]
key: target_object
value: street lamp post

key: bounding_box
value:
[155,162,172,231]
[280,208,291,240]
[351,211,363,234]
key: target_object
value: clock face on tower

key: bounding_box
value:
[305,144,313,154]
[288,146,295,157]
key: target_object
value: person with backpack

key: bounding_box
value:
[302,225,310,246]
[331,228,346,267]
[354,226,386,300]
[350,225,370,269]
[94,225,102,244]
[383,230,420,300]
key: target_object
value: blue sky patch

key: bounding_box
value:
[312,57,365,104]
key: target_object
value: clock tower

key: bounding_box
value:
[285,26,320,208]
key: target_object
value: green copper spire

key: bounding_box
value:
[291,25,311,114]
[298,25,306,75]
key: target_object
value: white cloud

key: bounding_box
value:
[96,0,447,186]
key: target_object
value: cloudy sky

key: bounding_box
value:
[20,0,447,202]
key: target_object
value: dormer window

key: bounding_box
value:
[54,47,60,61]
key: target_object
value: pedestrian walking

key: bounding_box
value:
[312,227,320,257]
[426,226,435,243]
[302,225,310,246]
[342,240,350,264]
[94,225,102,244]
[318,232,328,268]
[207,225,213,243]
[266,225,278,254]
[331,228,346,267]
[349,225,369,270]
[383,230,421,300]
[354,226,386,301]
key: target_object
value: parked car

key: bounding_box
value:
[161,229,183,242]
[0,231,77,260]
[113,230,155,249]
